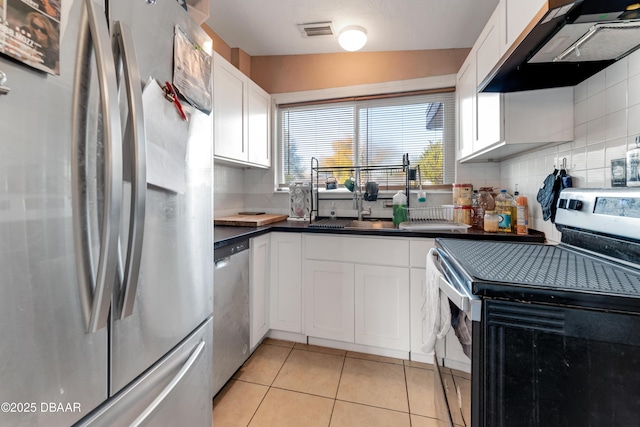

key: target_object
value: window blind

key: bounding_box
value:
[277,91,455,188]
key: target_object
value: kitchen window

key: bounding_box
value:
[277,90,456,189]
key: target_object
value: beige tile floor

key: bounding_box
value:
[213,338,461,427]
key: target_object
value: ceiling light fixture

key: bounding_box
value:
[338,26,367,52]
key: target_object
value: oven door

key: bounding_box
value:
[432,248,479,427]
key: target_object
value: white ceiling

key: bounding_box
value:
[206,0,499,56]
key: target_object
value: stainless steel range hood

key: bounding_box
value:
[480,1,640,92]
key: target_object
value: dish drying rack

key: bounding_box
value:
[399,206,470,232]
[310,154,417,220]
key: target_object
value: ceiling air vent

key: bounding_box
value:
[298,21,334,38]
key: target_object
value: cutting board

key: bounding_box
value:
[214,214,288,227]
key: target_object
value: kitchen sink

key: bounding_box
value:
[344,220,397,230]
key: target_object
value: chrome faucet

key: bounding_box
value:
[353,192,372,221]
[352,169,371,221]
[360,204,372,219]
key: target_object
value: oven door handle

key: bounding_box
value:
[438,275,470,314]
[434,249,482,322]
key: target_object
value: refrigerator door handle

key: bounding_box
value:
[71,0,123,334]
[112,20,147,320]
[130,340,206,427]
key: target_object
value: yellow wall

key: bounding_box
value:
[202,25,468,94]
[251,49,468,93]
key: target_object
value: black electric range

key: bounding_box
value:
[434,188,640,427]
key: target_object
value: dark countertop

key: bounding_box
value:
[214,219,545,249]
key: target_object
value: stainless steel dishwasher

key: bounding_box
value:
[212,239,250,396]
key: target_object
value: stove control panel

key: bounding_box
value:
[558,198,583,211]
[555,188,640,241]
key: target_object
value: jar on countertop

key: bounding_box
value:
[473,187,495,230]
[452,183,473,204]
[454,197,473,226]
[495,189,516,233]
[484,210,499,233]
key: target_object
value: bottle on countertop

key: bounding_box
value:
[392,190,407,225]
[495,189,516,233]
[516,196,529,235]
[471,190,483,230]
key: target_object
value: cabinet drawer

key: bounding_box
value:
[409,239,435,268]
[305,234,409,267]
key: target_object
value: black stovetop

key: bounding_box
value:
[436,238,640,313]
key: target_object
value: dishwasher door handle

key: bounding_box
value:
[215,257,230,269]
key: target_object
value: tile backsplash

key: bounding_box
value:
[468,50,640,243]
[215,49,640,242]
[214,165,245,217]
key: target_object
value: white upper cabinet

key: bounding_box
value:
[499,0,546,56]
[214,53,246,162]
[213,52,271,168]
[456,0,573,163]
[476,8,502,88]
[246,80,271,168]
[457,58,476,161]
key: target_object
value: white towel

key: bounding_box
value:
[421,248,451,354]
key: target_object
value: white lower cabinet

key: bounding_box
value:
[269,233,303,333]
[443,327,471,372]
[410,267,428,359]
[304,260,355,342]
[260,233,448,357]
[303,234,411,353]
[250,234,270,350]
[408,239,470,370]
[409,239,434,361]
[354,265,410,351]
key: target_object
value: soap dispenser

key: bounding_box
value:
[392,191,407,225]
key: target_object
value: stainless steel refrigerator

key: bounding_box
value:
[0,0,213,425]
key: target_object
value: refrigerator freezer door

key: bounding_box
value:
[77,317,213,427]
[0,0,110,425]
[107,0,214,394]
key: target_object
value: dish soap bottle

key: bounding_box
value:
[392,191,407,225]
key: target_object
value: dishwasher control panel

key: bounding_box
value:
[214,239,249,262]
